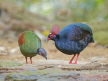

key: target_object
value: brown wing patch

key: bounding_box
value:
[80,30,90,40]
[18,33,25,46]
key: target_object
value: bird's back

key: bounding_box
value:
[18,31,41,57]
[59,23,93,38]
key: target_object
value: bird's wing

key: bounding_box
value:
[67,25,91,41]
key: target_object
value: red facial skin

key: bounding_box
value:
[47,34,55,40]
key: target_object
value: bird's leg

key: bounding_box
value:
[25,57,28,64]
[73,54,79,64]
[30,57,32,64]
[69,54,79,64]
[69,54,76,64]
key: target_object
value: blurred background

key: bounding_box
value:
[0,0,108,63]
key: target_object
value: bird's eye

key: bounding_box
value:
[40,52,44,55]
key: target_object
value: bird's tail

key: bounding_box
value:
[90,37,94,43]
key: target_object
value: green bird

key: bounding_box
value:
[18,31,47,64]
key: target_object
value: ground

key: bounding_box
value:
[0,39,108,81]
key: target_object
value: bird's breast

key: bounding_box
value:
[55,40,85,54]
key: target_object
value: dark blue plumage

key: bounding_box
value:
[47,23,94,64]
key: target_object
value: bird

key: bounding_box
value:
[47,23,94,64]
[18,31,47,64]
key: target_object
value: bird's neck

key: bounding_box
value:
[35,48,39,54]
[52,35,59,41]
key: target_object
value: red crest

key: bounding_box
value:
[50,24,60,35]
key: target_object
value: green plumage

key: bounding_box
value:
[19,31,41,57]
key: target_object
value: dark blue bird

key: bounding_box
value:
[47,23,94,64]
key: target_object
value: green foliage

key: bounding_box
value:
[88,22,108,45]
[1,0,108,22]
[3,0,107,22]
[94,31,108,45]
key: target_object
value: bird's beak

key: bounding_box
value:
[45,57,47,60]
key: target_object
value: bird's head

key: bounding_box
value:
[47,33,56,40]
[47,24,60,41]
[38,48,47,59]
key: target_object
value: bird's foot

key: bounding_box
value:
[69,62,77,64]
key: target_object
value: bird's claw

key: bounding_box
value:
[69,62,77,64]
